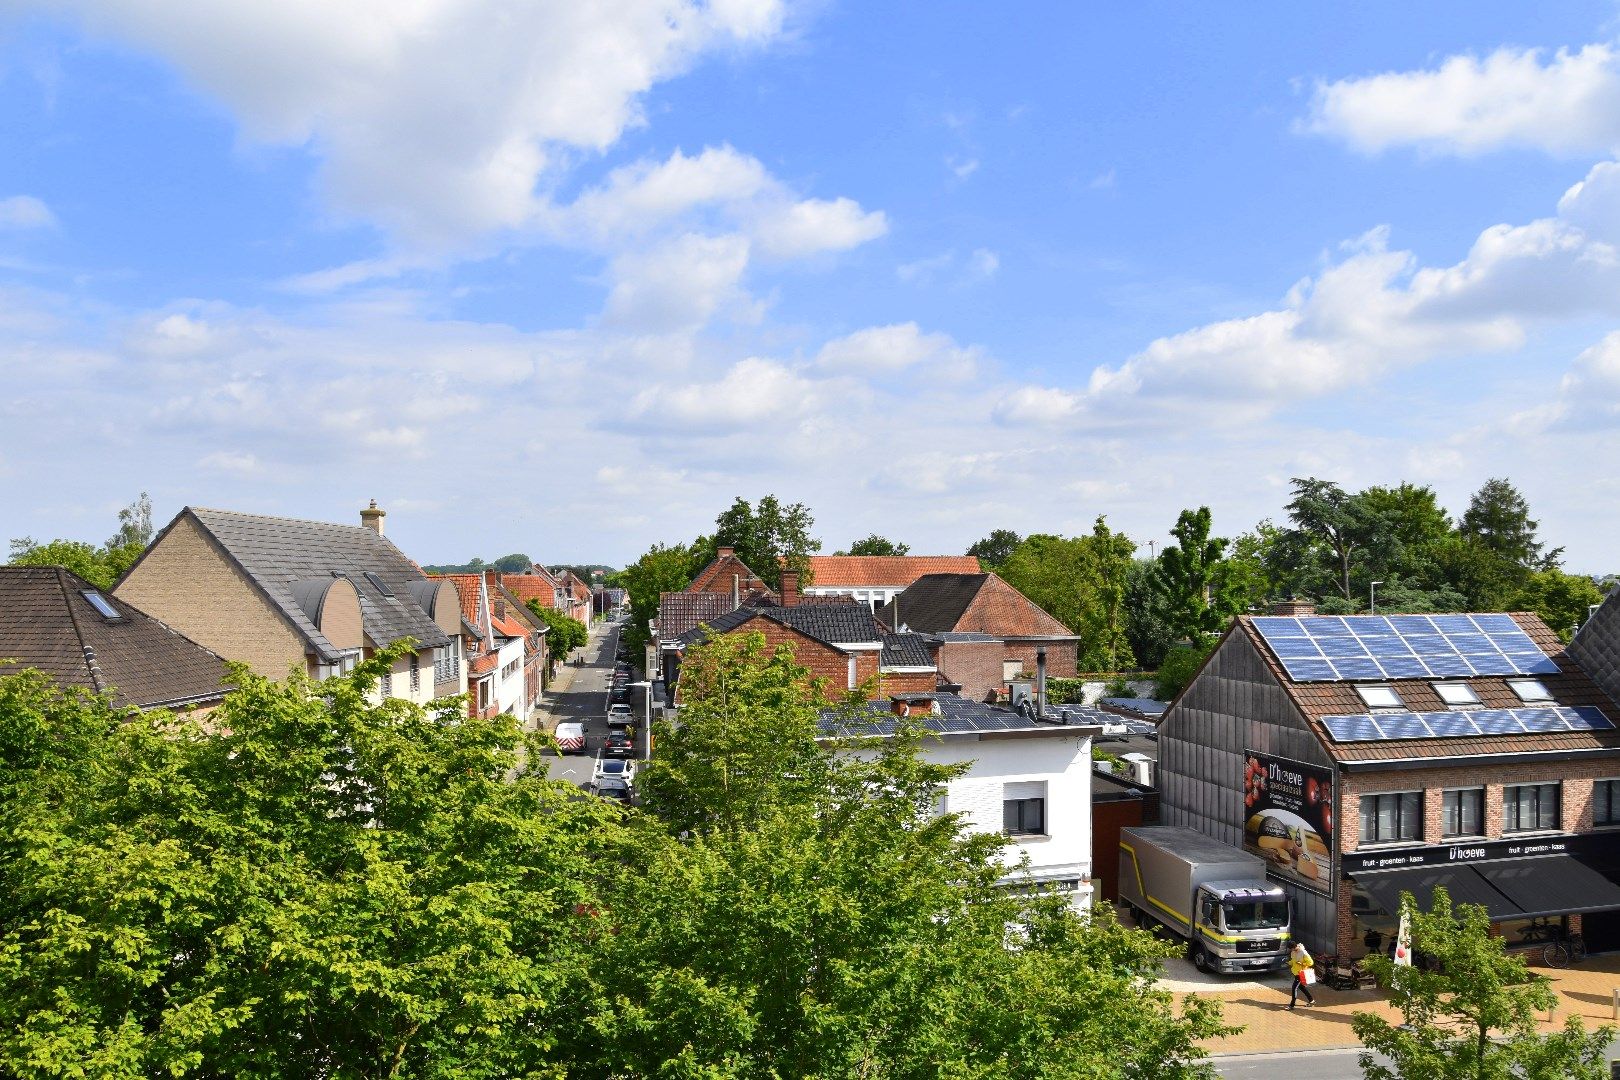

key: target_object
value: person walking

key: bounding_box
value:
[1287,942,1316,1009]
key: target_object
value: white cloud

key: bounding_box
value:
[35,0,786,246]
[1510,330,1620,433]
[948,156,979,179]
[814,322,979,378]
[995,180,1620,428]
[753,196,887,258]
[895,248,998,288]
[0,195,56,229]
[631,356,820,432]
[602,232,753,332]
[559,145,771,242]
[1307,43,1620,156]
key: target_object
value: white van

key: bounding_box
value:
[554,722,586,755]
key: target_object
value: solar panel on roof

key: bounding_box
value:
[1252,614,1556,683]
[1320,705,1618,742]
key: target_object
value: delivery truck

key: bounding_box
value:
[1118,825,1292,975]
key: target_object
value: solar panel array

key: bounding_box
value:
[1321,706,1613,743]
[1251,614,1561,683]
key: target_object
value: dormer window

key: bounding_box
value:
[1508,679,1554,703]
[1355,685,1404,710]
[81,591,123,621]
[1432,682,1481,707]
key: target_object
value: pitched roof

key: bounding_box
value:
[880,632,935,669]
[676,599,886,651]
[876,572,1074,638]
[688,550,774,596]
[502,570,562,608]
[0,566,230,710]
[1570,586,1620,709]
[159,507,451,661]
[657,591,737,641]
[1236,613,1620,765]
[805,555,981,588]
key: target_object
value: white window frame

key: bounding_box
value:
[1507,679,1554,703]
[1433,682,1481,706]
[1355,685,1405,710]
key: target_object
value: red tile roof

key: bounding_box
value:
[430,573,484,628]
[502,572,560,608]
[804,555,981,588]
[689,552,773,596]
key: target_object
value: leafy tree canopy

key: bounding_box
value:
[615,541,704,657]
[1153,507,1243,647]
[526,599,588,661]
[696,495,821,591]
[999,519,1136,672]
[1462,477,1562,572]
[1354,888,1613,1080]
[9,492,154,590]
[837,533,910,556]
[966,528,1022,569]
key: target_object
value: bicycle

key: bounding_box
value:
[1542,932,1587,968]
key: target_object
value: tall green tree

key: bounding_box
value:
[526,599,588,665]
[1081,515,1137,671]
[1353,888,1613,1080]
[1461,478,1562,572]
[1286,477,1380,602]
[616,541,703,657]
[699,495,821,590]
[1153,507,1241,646]
[966,529,1022,570]
[610,631,1231,1077]
[1125,559,1176,670]
[838,533,910,556]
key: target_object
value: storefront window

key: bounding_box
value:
[1441,788,1484,838]
[1503,783,1560,833]
[1497,915,1567,947]
[1360,791,1422,844]
[1596,779,1620,826]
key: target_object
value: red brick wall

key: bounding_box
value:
[1004,640,1079,680]
[879,671,939,696]
[740,619,859,695]
[938,640,1015,702]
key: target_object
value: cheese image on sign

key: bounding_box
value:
[1242,751,1336,896]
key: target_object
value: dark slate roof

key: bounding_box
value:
[876,573,984,632]
[1570,586,1620,710]
[819,693,1103,739]
[881,632,934,668]
[165,507,450,661]
[675,600,886,651]
[1236,612,1620,765]
[0,566,230,710]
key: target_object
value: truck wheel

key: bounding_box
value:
[1191,944,1211,973]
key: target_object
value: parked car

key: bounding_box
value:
[607,703,633,720]
[594,756,636,786]
[554,722,586,755]
[604,731,635,758]
[592,776,633,804]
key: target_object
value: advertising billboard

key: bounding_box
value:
[1242,750,1336,897]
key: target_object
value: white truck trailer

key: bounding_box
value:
[1118,825,1292,975]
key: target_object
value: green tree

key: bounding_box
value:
[838,533,910,556]
[1154,640,1213,701]
[616,541,703,657]
[966,529,1022,570]
[699,495,822,591]
[9,492,156,590]
[526,599,588,665]
[609,631,1232,1077]
[1513,568,1606,641]
[1080,515,1137,671]
[1461,478,1562,572]
[1125,559,1176,670]
[1000,533,1089,634]
[1286,477,1380,602]
[492,552,534,574]
[1353,888,1613,1080]
[0,649,619,1077]
[1154,507,1241,647]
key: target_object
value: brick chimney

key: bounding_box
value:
[1271,599,1316,617]
[717,546,734,559]
[360,499,385,536]
[780,569,800,607]
[484,569,505,620]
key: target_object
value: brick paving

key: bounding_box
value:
[1198,953,1620,1056]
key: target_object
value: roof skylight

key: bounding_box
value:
[81,590,122,620]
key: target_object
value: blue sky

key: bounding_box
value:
[3,2,1619,571]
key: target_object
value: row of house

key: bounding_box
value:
[0,501,579,725]
[649,548,1104,909]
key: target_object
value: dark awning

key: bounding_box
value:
[1475,856,1620,919]
[1353,864,1522,921]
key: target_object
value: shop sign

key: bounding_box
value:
[1242,749,1337,898]
[1343,831,1620,874]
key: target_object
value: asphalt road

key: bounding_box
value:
[536,616,646,789]
[1213,1047,1383,1078]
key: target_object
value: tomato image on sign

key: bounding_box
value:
[1241,750,1336,898]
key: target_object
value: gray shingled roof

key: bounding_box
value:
[658,591,738,642]
[0,566,229,710]
[182,507,450,661]
[875,574,985,632]
[676,601,886,651]
[881,632,934,668]
[1571,586,1620,710]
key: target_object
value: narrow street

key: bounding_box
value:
[534,614,643,788]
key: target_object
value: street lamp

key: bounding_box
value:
[629,680,653,759]
[1370,580,1385,615]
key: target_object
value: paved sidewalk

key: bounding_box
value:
[1199,953,1620,1056]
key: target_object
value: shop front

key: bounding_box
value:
[1343,833,1620,957]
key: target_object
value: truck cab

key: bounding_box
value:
[1191,881,1291,974]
